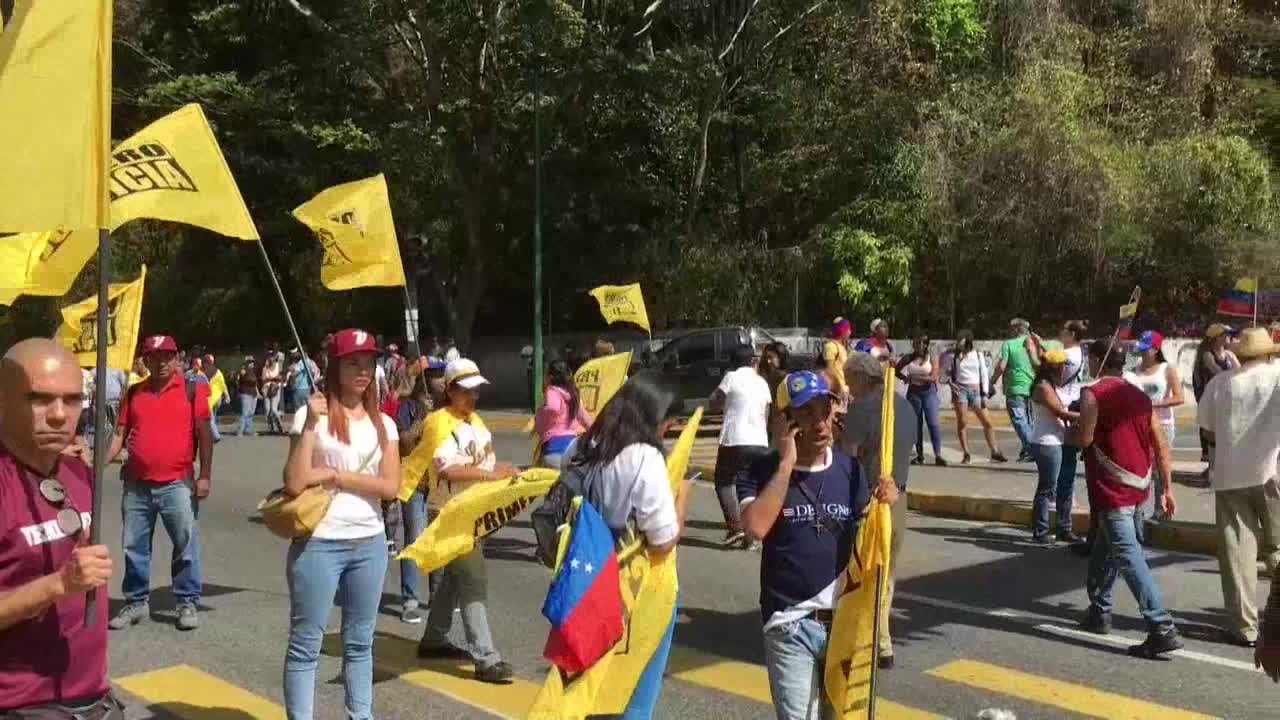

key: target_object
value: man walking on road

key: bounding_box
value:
[992,318,1039,462]
[709,346,772,549]
[842,352,914,670]
[1197,327,1280,648]
[106,335,213,632]
[1070,337,1183,658]
[0,340,122,717]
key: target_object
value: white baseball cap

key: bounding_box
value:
[444,358,489,389]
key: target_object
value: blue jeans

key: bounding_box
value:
[763,616,834,720]
[399,490,442,603]
[1030,443,1078,537]
[1086,506,1175,632]
[284,535,387,720]
[906,384,942,459]
[237,393,257,436]
[289,387,310,415]
[209,400,222,442]
[121,478,201,605]
[591,600,677,720]
[1005,396,1034,456]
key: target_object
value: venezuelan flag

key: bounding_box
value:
[1216,278,1257,318]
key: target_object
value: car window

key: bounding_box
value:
[669,333,715,367]
[717,330,744,360]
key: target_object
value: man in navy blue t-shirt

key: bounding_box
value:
[738,371,896,720]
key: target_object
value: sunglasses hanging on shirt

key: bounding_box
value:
[35,476,85,537]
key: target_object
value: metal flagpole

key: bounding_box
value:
[86,228,110,625]
[399,283,421,356]
[254,240,315,388]
[532,54,545,409]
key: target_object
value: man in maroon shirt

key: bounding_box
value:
[105,335,213,632]
[1070,337,1183,659]
[0,339,120,717]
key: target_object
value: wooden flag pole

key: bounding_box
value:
[85,228,110,625]
[254,239,315,389]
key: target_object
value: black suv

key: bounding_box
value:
[650,326,792,408]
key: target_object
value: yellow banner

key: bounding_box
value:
[55,266,147,372]
[528,408,701,720]
[395,409,490,502]
[398,470,559,574]
[588,284,650,334]
[0,229,97,306]
[0,0,111,232]
[0,232,50,305]
[109,104,259,240]
[293,174,406,290]
[825,367,895,718]
[573,351,632,418]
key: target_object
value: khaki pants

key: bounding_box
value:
[878,497,907,657]
[1215,480,1280,641]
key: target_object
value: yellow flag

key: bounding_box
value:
[207,370,228,412]
[0,229,98,306]
[399,470,559,573]
[395,409,490,502]
[55,266,147,372]
[588,284,651,334]
[0,232,50,305]
[573,351,632,418]
[824,368,895,718]
[528,409,701,720]
[293,174,406,290]
[0,0,111,232]
[108,104,259,240]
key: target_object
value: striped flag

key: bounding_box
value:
[1216,278,1257,318]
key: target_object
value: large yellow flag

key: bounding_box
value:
[573,351,632,418]
[0,0,111,232]
[0,232,50,305]
[588,284,651,334]
[55,266,147,372]
[399,469,559,573]
[108,104,259,240]
[825,368,895,718]
[528,408,701,720]
[0,230,97,306]
[293,175,406,290]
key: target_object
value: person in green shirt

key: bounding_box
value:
[992,318,1042,462]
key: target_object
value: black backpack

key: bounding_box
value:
[531,456,606,568]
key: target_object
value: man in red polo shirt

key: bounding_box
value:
[105,335,213,632]
[0,339,121,717]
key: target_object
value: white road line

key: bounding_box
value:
[897,591,1258,673]
[1035,623,1258,673]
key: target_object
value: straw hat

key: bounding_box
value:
[1235,327,1277,360]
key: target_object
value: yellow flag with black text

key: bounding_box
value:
[0,232,50,305]
[573,351,632,418]
[55,266,147,372]
[588,284,650,334]
[0,0,111,232]
[293,175,406,290]
[0,230,97,306]
[108,104,259,240]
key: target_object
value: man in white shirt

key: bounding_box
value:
[1197,328,1280,647]
[709,347,772,548]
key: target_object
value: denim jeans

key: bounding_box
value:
[1030,443,1079,538]
[906,384,942,459]
[264,392,284,433]
[421,544,501,668]
[208,400,222,442]
[1005,396,1034,456]
[121,478,201,605]
[284,535,387,720]
[288,387,310,415]
[399,490,442,604]
[589,601,677,720]
[237,393,257,436]
[1086,506,1175,632]
[763,616,835,720]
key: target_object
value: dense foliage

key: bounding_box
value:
[3,0,1278,348]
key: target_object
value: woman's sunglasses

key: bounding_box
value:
[37,477,85,537]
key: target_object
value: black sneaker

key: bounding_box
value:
[934,457,948,467]
[475,660,514,684]
[1017,451,1033,463]
[1128,626,1183,658]
[1080,608,1112,635]
[1056,531,1083,544]
[1030,534,1054,546]
[417,642,471,660]
[991,452,1009,463]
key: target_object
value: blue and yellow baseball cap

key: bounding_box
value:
[777,371,835,410]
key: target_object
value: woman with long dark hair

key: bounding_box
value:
[533,359,592,469]
[562,372,692,718]
[1193,324,1239,474]
[945,330,1006,464]
[897,334,946,466]
[281,329,401,720]
[1028,349,1080,544]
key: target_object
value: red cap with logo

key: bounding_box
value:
[329,328,377,357]
[141,335,178,354]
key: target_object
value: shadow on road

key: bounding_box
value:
[142,702,259,720]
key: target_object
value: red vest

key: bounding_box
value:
[1084,377,1154,511]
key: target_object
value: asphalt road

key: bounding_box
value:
[100,423,1274,720]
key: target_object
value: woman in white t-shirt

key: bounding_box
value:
[896,334,947,466]
[944,330,1008,464]
[1124,330,1183,519]
[709,346,772,548]
[562,373,692,718]
[281,328,400,720]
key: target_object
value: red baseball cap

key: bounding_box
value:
[329,328,377,357]
[141,335,178,354]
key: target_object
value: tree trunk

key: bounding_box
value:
[684,74,726,236]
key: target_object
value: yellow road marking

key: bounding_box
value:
[666,645,942,720]
[114,664,285,720]
[926,659,1217,720]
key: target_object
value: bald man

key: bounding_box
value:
[0,339,121,717]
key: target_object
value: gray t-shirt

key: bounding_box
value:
[841,388,914,490]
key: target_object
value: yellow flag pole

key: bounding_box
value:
[867,366,895,719]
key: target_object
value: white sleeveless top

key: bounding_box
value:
[902,358,934,386]
[1032,384,1066,446]
[1124,364,1173,425]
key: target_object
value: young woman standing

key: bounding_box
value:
[897,334,946,466]
[945,330,1007,464]
[281,329,400,720]
[1029,349,1081,544]
[533,359,592,469]
[235,357,260,437]
[261,354,285,434]
[1125,330,1184,518]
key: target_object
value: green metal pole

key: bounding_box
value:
[533,56,545,410]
